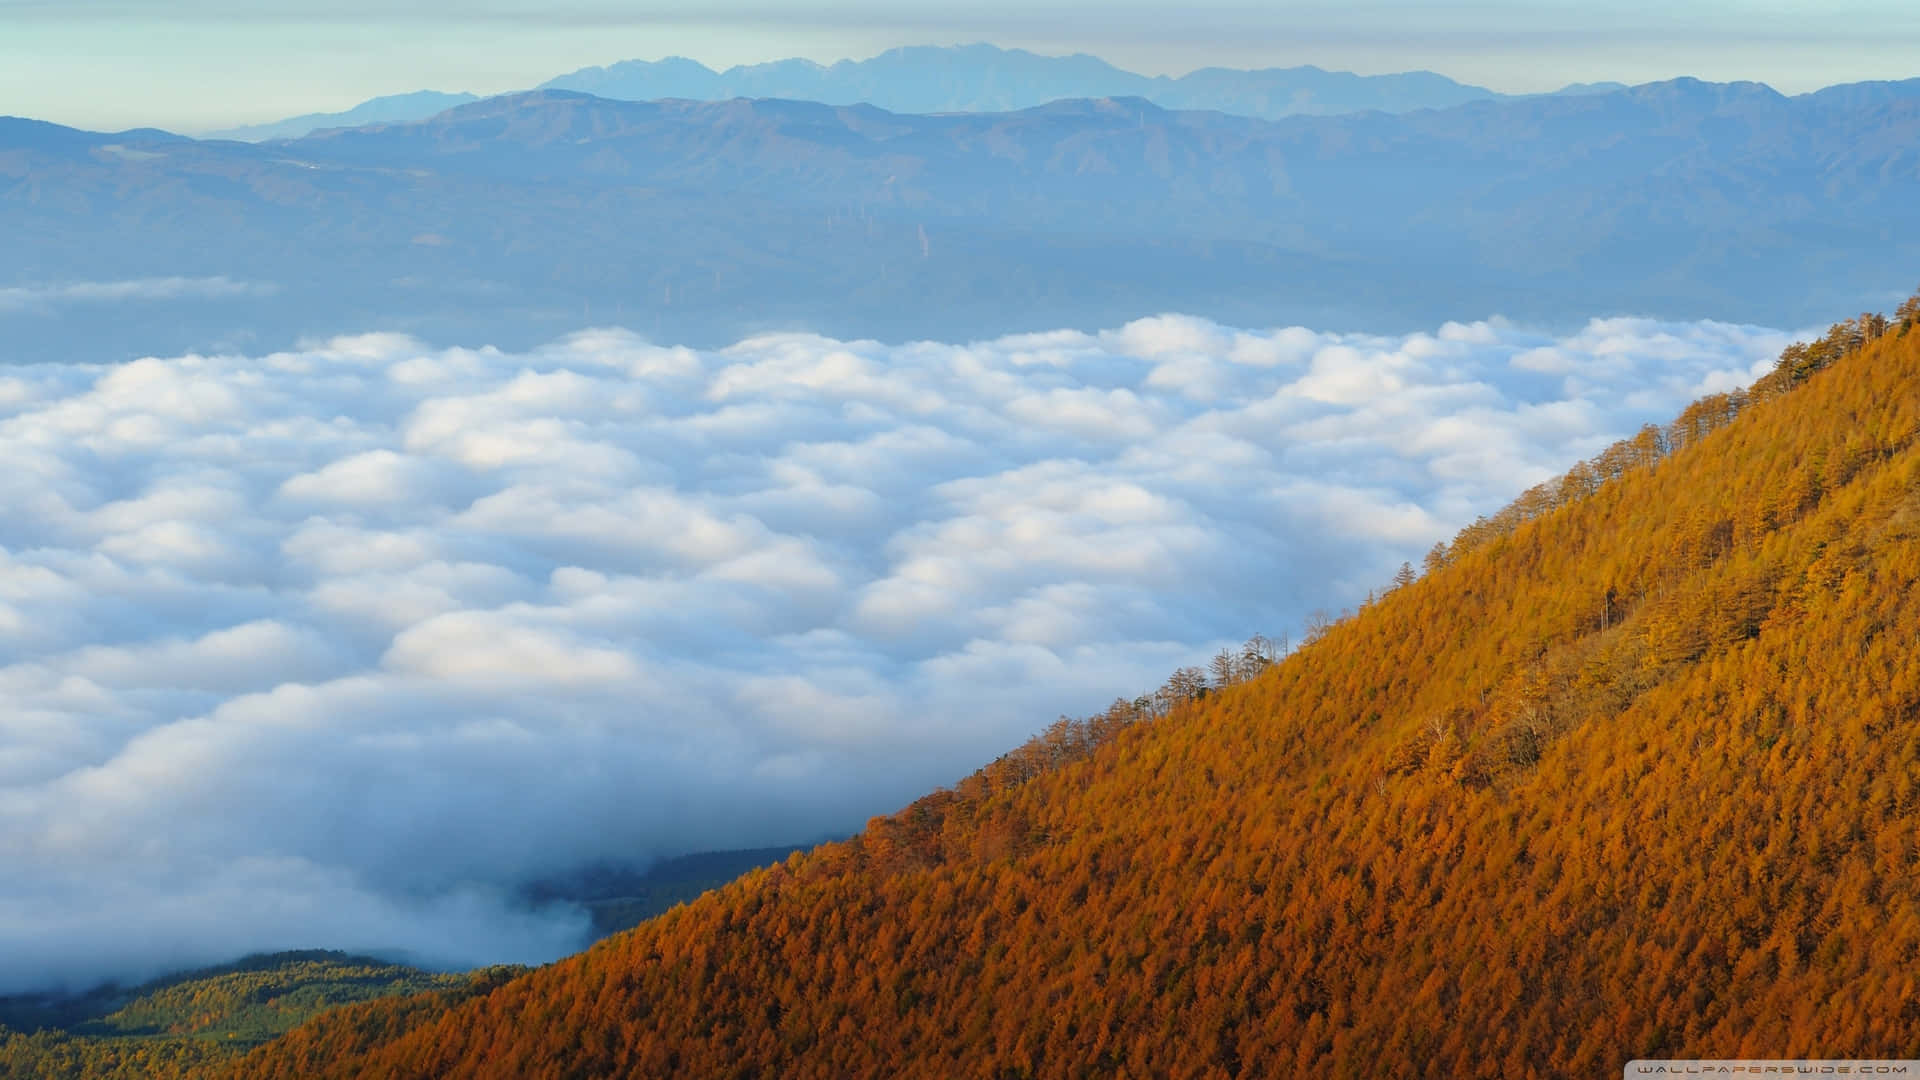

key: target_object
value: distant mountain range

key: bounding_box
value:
[207,90,479,142]
[204,44,1626,141]
[537,44,1559,120]
[6,78,1919,364]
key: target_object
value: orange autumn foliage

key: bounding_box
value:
[233,292,1920,1080]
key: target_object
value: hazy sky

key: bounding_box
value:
[4,0,1918,132]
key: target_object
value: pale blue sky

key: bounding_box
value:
[5,0,1919,132]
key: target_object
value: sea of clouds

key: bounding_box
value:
[0,313,1797,989]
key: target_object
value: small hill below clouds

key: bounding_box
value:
[232,298,1920,1076]
[0,952,502,1080]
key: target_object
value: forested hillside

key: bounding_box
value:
[227,289,1920,1078]
[0,953,508,1080]
[0,845,813,1080]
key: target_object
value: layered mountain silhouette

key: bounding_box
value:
[204,91,480,142]
[201,44,1594,142]
[538,43,1523,120]
[218,299,1920,1076]
[201,44,1920,148]
[5,80,1917,363]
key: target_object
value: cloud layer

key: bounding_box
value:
[0,313,1794,989]
[0,276,275,313]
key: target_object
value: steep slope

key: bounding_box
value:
[525,846,817,938]
[233,296,1920,1077]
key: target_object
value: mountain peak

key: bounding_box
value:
[1628,75,1787,104]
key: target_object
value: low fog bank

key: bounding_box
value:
[0,313,1794,990]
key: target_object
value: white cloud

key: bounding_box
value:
[0,276,277,313]
[279,449,447,506]
[0,312,1794,989]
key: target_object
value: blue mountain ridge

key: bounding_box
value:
[204,90,482,142]
[197,43,1600,141]
[4,78,1918,366]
